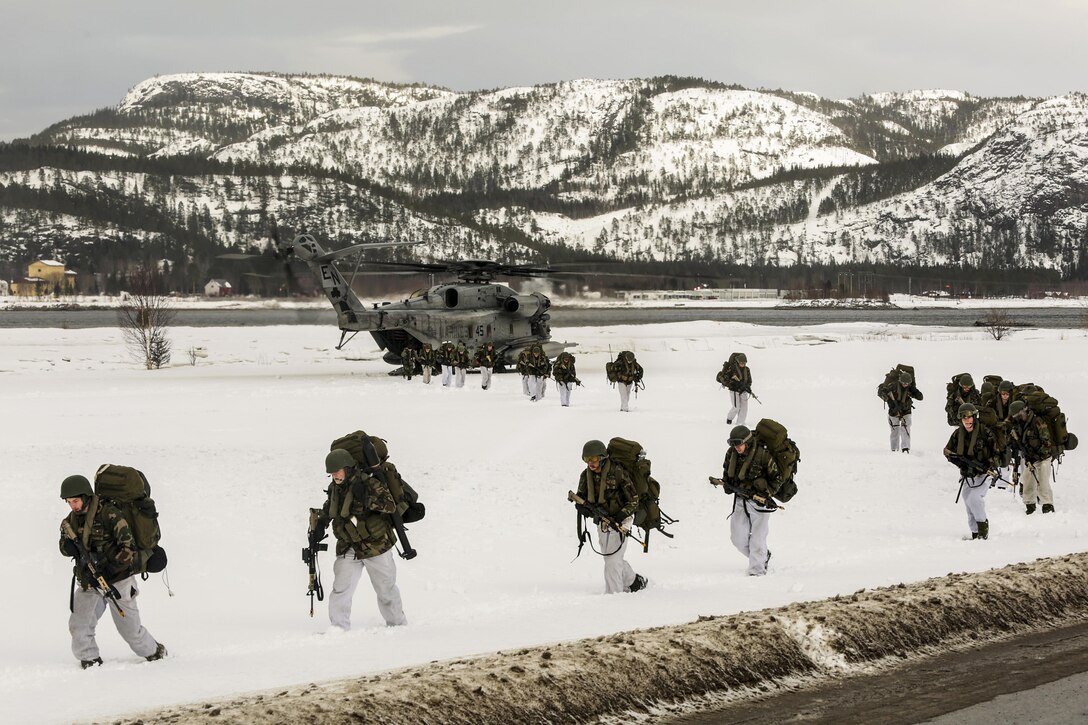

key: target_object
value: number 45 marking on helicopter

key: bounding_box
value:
[230,233,574,369]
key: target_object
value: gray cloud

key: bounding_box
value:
[2,0,1086,141]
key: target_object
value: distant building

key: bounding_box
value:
[204,279,233,297]
[619,288,782,301]
[11,260,77,296]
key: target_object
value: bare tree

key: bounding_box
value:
[119,266,175,369]
[981,308,1014,341]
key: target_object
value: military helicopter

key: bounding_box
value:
[243,233,571,368]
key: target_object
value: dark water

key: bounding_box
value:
[0,305,1082,329]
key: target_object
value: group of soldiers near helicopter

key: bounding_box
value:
[880,367,1077,542]
[399,342,640,410]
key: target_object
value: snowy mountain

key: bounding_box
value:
[1,72,1083,286]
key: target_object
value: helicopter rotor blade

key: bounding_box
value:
[313,240,424,264]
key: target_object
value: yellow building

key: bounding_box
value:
[11,260,78,296]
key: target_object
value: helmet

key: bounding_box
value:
[727,425,752,446]
[899,372,913,385]
[60,474,93,499]
[581,440,607,460]
[622,351,635,362]
[734,352,747,363]
[980,381,993,396]
[1009,400,1027,417]
[957,403,978,419]
[958,374,974,388]
[325,449,355,474]
[998,380,1014,393]
[1021,385,1038,396]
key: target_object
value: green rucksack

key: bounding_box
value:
[93,464,166,574]
[752,419,800,503]
[606,351,642,385]
[605,437,675,547]
[1020,391,1077,457]
[330,431,425,522]
[877,363,915,399]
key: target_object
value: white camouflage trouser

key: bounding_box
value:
[729,496,772,576]
[454,366,466,387]
[441,365,453,386]
[959,474,990,535]
[728,391,749,425]
[558,381,573,406]
[888,413,912,451]
[1023,458,1054,506]
[522,375,530,396]
[528,375,545,400]
[329,548,406,629]
[422,366,431,384]
[69,575,159,662]
[618,382,633,411]
[597,516,636,594]
[480,367,493,390]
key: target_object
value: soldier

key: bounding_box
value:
[724,353,753,425]
[720,425,783,576]
[58,475,166,668]
[400,347,418,381]
[553,351,580,407]
[310,449,407,629]
[945,373,982,426]
[880,371,923,453]
[573,440,647,594]
[418,343,436,385]
[980,379,1015,485]
[516,348,532,396]
[437,341,456,387]
[609,350,644,412]
[452,341,470,388]
[1007,400,1056,514]
[473,340,497,390]
[944,403,1001,540]
[528,343,551,401]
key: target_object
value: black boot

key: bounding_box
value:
[1042,504,1055,513]
[146,643,168,662]
[977,521,989,540]
[628,574,647,593]
[1026,504,1036,515]
[81,657,103,670]
[902,448,910,453]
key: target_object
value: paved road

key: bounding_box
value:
[666,620,1088,724]
[0,306,1082,329]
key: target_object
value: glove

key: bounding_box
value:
[62,539,79,558]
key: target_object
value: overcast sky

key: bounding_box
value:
[2,0,1086,142]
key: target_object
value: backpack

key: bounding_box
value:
[752,419,801,503]
[1020,391,1077,457]
[605,437,674,545]
[330,431,425,522]
[93,464,166,574]
[877,363,915,399]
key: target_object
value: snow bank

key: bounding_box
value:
[108,553,1088,724]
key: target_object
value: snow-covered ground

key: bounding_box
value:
[1,318,1086,724]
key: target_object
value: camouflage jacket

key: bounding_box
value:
[437,343,456,365]
[725,364,753,393]
[451,344,471,367]
[400,348,418,375]
[418,346,436,366]
[610,355,643,385]
[317,470,397,559]
[943,422,1001,473]
[1009,410,1055,463]
[529,353,551,377]
[723,441,781,498]
[577,460,638,520]
[60,498,136,587]
[884,381,923,416]
[516,349,532,375]
[553,354,579,384]
[474,344,496,368]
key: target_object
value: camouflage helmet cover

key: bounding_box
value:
[998,380,1015,393]
[60,474,93,499]
[1009,400,1027,417]
[325,449,355,474]
[958,373,975,388]
[957,402,979,418]
[734,352,747,363]
[980,381,994,395]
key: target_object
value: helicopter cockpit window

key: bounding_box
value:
[444,288,459,308]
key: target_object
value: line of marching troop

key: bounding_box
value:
[878,366,1078,541]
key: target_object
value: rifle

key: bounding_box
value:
[708,477,780,511]
[302,509,328,617]
[61,520,125,617]
[1010,443,1022,496]
[567,490,644,557]
[947,455,1012,500]
[359,436,417,560]
[745,386,762,404]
